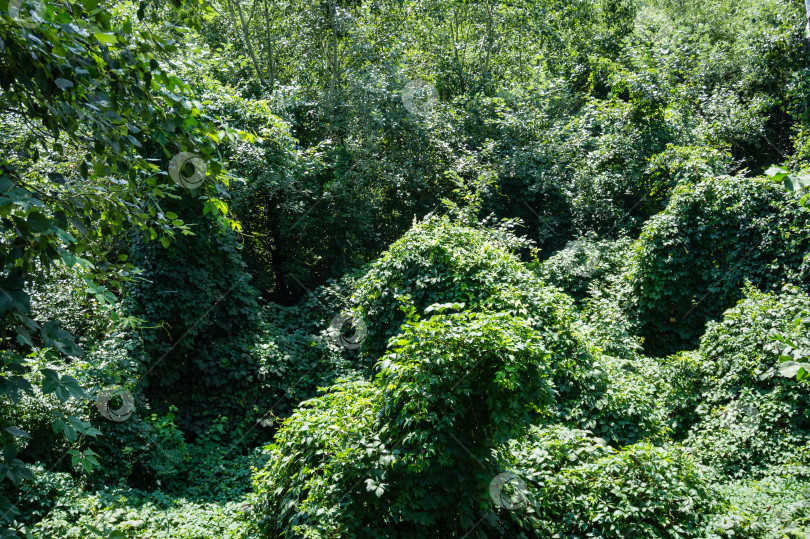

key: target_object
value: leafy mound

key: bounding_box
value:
[625,175,810,355]
[352,215,578,360]
[556,354,668,446]
[534,235,634,302]
[252,307,586,538]
[250,215,738,537]
[677,287,810,477]
[493,425,729,537]
[353,217,654,444]
[251,378,379,537]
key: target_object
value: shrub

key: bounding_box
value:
[679,287,810,477]
[576,277,643,361]
[250,378,381,538]
[707,459,810,538]
[560,276,668,446]
[491,425,728,537]
[557,443,727,537]
[658,350,710,439]
[13,465,77,529]
[646,145,733,187]
[625,175,810,356]
[555,354,668,446]
[376,311,557,447]
[534,234,634,302]
[488,425,615,537]
[252,307,589,538]
[124,206,261,436]
[3,350,98,473]
[352,215,579,361]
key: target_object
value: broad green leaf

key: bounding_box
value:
[765,165,788,179]
[776,360,810,379]
[94,32,117,45]
[26,212,50,233]
[4,427,30,439]
[41,321,83,358]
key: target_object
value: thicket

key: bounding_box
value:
[2,0,810,537]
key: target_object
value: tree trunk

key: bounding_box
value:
[226,0,266,85]
[327,0,340,97]
[264,0,275,90]
[805,0,810,48]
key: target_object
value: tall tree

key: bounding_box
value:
[805,0,810,47]
[0,0,241,529]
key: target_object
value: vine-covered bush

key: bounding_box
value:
[625,175,810,356]
[681,287,810,477]
[374,310,560,458]
[353,217,643,442]
[658,350,710,439]
[534,235,633,302]
[576,279,643,361]
[555,443,729,537]
[352,215,580,361]
[555,354,668,446]
[252,306,592,538]
[490,425,731,537]
[250,273,369,418]
[250,378,380,538]
[125,204,261,436]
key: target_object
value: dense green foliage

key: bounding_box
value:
[626,176,810,355]
[252,231,594,536]
[680,287,810,477]
[495,426,728,537]
[351,215,574,359]
[2,0,810,537]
